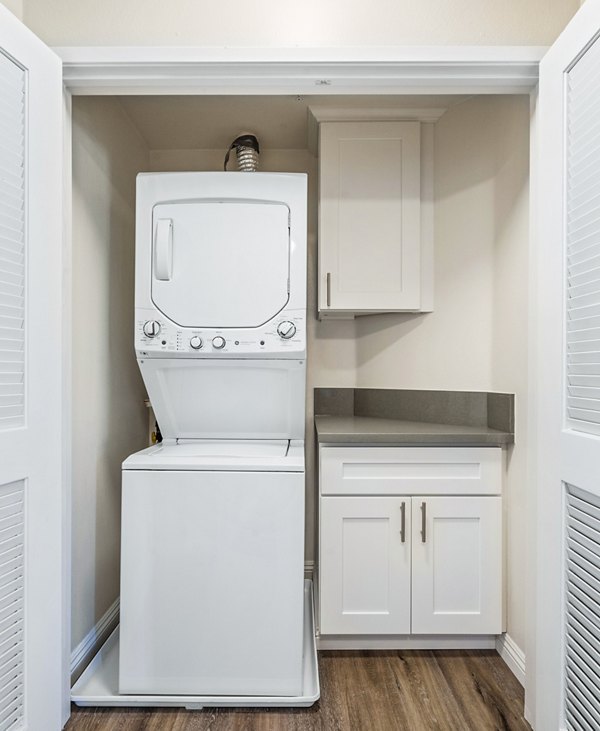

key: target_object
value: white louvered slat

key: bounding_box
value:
[0,658,21,696]
[569,150,600,188]
[570,88,600,123]
[0,317,24,333]
[0,707,23,731]
[567,342,600,355]
[0,480,23,731]
[568,350,600,363]
[569,266,600,289]
[568,243,600,267]
[568,182,600,215]
[569,177,600,217]
[569,160,600,200]
[0,204,22,228]
[567,314,600,331]
[0,245,22,264]
[567,332,600,347]
[566,486,600,731]
[0,124,22,154]
[0,54,24,433]
[569,289,600,310]
[0,256,24,276]
[0,240,22,259]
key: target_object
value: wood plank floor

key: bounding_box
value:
[65,650,531,731]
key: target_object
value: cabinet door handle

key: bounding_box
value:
[326,272,331,307]
[400,501,406,543]
[420,501,427,543]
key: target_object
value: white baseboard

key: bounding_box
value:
[318,635,497,650]
[496,633,525,687]
[70,598,120,683]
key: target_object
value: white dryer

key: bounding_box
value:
[119,172,308,697]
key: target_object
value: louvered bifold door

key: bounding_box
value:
[0,4,63,729]
[566,485,600,731]
[566,35,600,434]
[0,54,24,431]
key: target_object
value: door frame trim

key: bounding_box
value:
[58,43,544,725]
[57,45,544,96]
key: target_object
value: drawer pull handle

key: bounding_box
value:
[400,501,406,543]
[421,501,427,543]
[326,272,332,307]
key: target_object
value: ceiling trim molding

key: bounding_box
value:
[57,46,546,96]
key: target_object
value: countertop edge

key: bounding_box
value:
[314,415,514,448]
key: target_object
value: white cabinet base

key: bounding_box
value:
[318,446,504,642]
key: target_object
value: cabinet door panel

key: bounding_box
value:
[319,121,421,312]
[320,497,411,634]
[411,497,502,634]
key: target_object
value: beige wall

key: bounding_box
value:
[23,0,578,46]
[1,0,22,19]
[71,97,149,651]
[355,96,530,649]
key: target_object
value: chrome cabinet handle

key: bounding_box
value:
[326,272,331,307]
[421,501,427,543]
[400,502,406,543]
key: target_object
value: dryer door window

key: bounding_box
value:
[151,199,290,328]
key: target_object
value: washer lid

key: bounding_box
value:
[151,199,290,329]
[122,440,305,472]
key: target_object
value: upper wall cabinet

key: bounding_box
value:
[317,120,434,319]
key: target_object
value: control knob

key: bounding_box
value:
[190,336,203,350]
[143,320,161,338]
[277,321,297,339]
[212,336,226,349]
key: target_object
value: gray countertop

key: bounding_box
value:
[315,415,513,447]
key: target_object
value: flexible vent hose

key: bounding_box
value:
[224,134,260,172]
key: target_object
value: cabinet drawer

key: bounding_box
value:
[320,446,501,496]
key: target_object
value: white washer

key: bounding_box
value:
[119,172,308,697]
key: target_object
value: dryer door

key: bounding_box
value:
[151,199,290,328]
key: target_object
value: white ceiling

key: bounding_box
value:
[118,94,469,151]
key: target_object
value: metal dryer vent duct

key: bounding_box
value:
[224,134,260,172]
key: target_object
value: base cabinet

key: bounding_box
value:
[318,447,503,638]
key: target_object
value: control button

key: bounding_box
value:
[143,320,161,338]
[190,336,203,350]
[212,336,226,349]
[277,321,297,339]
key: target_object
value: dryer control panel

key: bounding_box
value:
[135,308,306,359]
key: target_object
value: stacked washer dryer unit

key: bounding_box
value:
[120,172,307,698]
